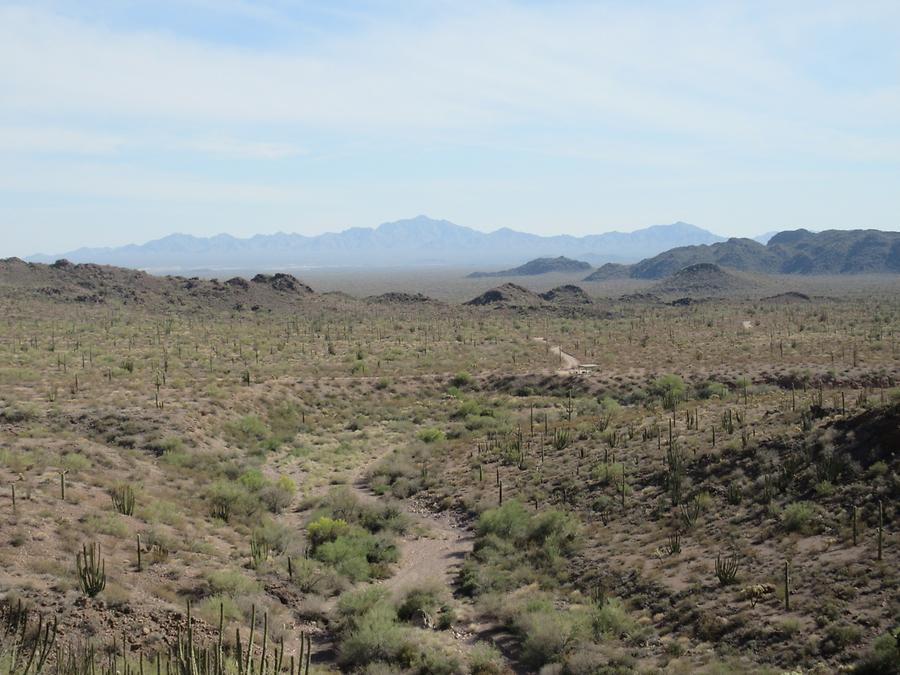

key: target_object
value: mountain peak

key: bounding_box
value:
[25,218,726,271]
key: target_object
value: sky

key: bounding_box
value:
[1,0,899,257]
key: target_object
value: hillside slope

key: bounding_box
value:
[467,256,592,278]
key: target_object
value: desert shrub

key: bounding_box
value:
[468,644,507,675]
[252,518,289,555]
[451,372,473,388]
[288,558,342,595]
[592,462,624,486]
[463,501,581,597]
[696,381,729,399]
[477,500,530,541]
[823,622,863,654]
[84,513,128,538]
[409,644,465,675]
[205,569,259,597]
[337,587,391,630]
[225,415,271,452]
[196,594,242,624]
[397,583,445,622]
[527,509,580,563]
[357,502,409,535]
[0,403,38,423]
[307,516,350,548]
[268,401,302,442]
[146,436,184,456]
[259,474,296,513]
[338,602,406,668]
[418,427,445,443]
[0,448,36,472]
[313,527,398,582]
[782,501,816,533]
[650,374,686,409]
[369,453,426,499]
[516,609,584,669]
[453,399,483,419]
[238,468,267,491]
[59,452,91,473]
[206,479,253,521]
[590,598,636,638]
[852,630,900,674]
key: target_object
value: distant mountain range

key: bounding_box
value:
[467,256,591,278]
[26,216,725,270]
[587,229,900,280]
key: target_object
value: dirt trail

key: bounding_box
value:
[274,445,472,603]
[350,474,472,599]
[534,337,581,374]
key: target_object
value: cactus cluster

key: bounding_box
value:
[110,484,135,516]
[76,543,106,598]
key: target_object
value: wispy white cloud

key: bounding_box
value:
[0,160,305,202]
[0,125,125,155]
[1,0,899,254]
[0,125,306,159]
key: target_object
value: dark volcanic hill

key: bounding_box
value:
[582,263,632,281]
[464,282,597,310]
[539,284,593,305]
[619,229,900,279]
[468,256,592,278]
[648,263,756,297]
[464,283,546,309]
[0,258,321,312]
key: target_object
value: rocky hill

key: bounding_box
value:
[582,262,632,281]
[464,283,596,310]
[621,229,900,279]
[0,258,321,312]
[467,256,592,278]
[464,283,546,309]
[648,263,757,297]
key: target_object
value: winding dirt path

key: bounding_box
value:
[534,337,581,374]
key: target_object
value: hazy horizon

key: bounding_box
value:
[2,1,900,257]
[20,216,717,257]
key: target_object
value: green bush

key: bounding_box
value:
[477,501,530,541]
[206,479,252,522]
[527,509,580,562]
[517,609,584,668]
[824,622,863,654]
[205,569,259,597]
[338,603,405,668]
[450,372,473,388]
[397,583,444,622]
[696,381,729,400]
[468,644,506,675]
[590,598,636,638]
[313,527,398,581]
[260,474,296,513]
[650,374,686,408]
[337,586,391,632]
[853,630,900,673]
[225,415,271,452]
[782,501,816,533]
[307,516,350,549]
[196,594,242,624]
[288,558,343,595]
[418,427,445,443]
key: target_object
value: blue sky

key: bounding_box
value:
[1,0,899,256]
